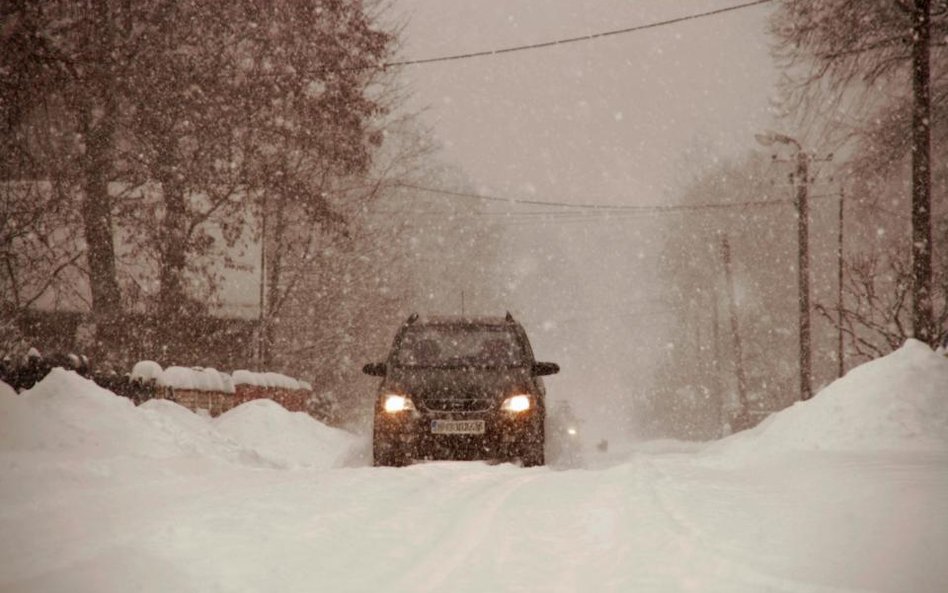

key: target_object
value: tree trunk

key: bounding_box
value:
[81,143,121,317]
[80,0,122,355]
[157,177,188,321]
[720,235,749,429]
[262,192,288,368]
[910,0,934,345]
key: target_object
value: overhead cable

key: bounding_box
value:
[393,182,838,215]
[396,182,640,210]
[384,0,774,68]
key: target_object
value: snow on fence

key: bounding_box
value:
[132,362,312,417]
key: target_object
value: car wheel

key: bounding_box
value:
[373,438,410,467]
[519,441,545,467]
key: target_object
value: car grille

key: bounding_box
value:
[422,398,493,412]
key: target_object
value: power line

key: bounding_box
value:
[384,0,774,68]
[396,182,638,210]
[392,182,839,217]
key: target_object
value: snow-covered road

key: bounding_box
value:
[2,341,947,592]
[3,449,946,593]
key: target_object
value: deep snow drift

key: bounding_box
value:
[0,368,355,469]
[1,342,946,593]
[706,339,948,463]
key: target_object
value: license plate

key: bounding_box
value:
[431,420,485,435]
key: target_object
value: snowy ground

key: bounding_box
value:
[2,342,946,593]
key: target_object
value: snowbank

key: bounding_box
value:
[214,399,355,468]
[0,369,352,470]
[136,398,268,465]
[0,368,180,459]
[707,340,948,463]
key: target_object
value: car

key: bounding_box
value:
[363,312,559,467]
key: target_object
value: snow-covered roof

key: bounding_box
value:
[232,370,306,390]
[158,366,235,393]
[130,364,306,393]
[131,360,163,383]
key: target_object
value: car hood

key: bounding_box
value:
[381,366,534,401]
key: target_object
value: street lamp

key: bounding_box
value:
[756,131,813,401]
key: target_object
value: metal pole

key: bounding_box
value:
[258,196,266,369]
[720,235,749,425]
[837,188,845,378]
[710,291,724,436]
[795,151,812,400]
[910,0,934,345]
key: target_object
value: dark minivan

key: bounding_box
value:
[363,313,559,467]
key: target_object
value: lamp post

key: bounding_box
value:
[755,132,813,401]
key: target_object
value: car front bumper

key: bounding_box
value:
[374,407,543,462]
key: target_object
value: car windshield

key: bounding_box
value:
[394,326,526,368]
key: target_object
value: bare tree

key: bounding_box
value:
[1,0,130,342]
[2,0,395,362]
[655,153,807,435]
[816,244,948,359]
[771,0,947,345]
[116,1,392,323]
[0,182,84,313]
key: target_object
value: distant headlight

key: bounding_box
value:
[501,394,531,413]
[382,394,415,413]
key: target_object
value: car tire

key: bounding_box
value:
[519,438,545,467]
[520,446,544,467]
[372,438,410,467]
[517,420,545,467]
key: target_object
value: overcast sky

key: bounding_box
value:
[386,0,781,437]
[221,1,782,436]
[393,0,778,202]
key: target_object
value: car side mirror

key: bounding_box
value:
[362,362,387,377]
[532,362,559,376]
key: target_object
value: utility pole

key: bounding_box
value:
[910,0,934,345]
[794,151,813,400]
[755,131,814,402]
[693,302,702,364]
[720,235,749,428]
[837,188,845,378]
[257,195,267,369]
[710,292,724,436]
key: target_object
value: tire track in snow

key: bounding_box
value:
[390,467,541,593]
[641,457,870,593]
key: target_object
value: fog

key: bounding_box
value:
[388,0,779,439]
[4,0,942,441]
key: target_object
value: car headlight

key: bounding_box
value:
[501,394,531,413]
[382,394,415,413]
